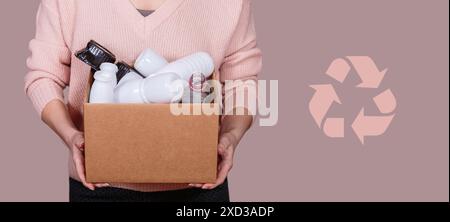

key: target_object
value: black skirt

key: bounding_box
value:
[69,178,230,202]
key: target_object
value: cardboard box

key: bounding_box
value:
[84,75,220,184]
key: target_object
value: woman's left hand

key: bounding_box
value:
[189,130,239,190]
[190,109,253,190]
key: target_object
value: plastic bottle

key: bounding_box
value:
[134,49,169,77]
[114,72,184,104]
[90,63,118,103]
[116,62,144,85]
[152,52,215,81]
[75,40,116,71]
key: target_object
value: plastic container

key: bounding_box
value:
[152,52,215,81]
[134,49,169,77]
[114,72,184,104]
[90,63,118,103]
[75,40,116,71]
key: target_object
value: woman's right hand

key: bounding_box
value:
[66,130,109,191]
[41,100,109,191]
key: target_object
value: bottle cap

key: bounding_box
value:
[75,40,116,71]
[93,63,118,82]
[189,72,207,92]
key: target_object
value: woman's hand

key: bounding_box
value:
[190,111,253,190]
[42,100,109,191]
[66,130,109,191]
[190,131,238,190]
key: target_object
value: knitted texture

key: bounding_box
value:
[25,0,262,192]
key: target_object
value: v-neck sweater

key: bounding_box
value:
[24,0,262,192]
[137,9,155,17]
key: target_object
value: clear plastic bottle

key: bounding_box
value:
[182,72,208,103]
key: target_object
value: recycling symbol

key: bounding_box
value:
[309,56,397,144]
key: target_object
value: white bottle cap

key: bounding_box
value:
[94,63,118,82]
[134,49,168,77]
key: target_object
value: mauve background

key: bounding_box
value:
[0,0,448,202]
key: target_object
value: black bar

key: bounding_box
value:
[0,202,448,220]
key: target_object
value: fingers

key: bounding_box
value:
[73,133,85,151]
[202,161,232,190]
[71,134,109,190]
[188,183,204,188]
[197,139,235,190]
[189,157,232,189]
[95,183,110,188]
[218,134,233,151]
[73,149,95,191]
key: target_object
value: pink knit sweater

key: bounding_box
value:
[24,0,261,192]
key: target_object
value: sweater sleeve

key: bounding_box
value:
[24,0,71,117]
[220,0,262,116]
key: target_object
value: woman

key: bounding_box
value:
[25,0,262,202]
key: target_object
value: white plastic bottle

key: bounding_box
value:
[134,49,169,77]
[152,52,215,81]
[90,63,118,103]
[114,72,185,104]
[116,62,143,87]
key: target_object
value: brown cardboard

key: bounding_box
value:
[84,75,219,184]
